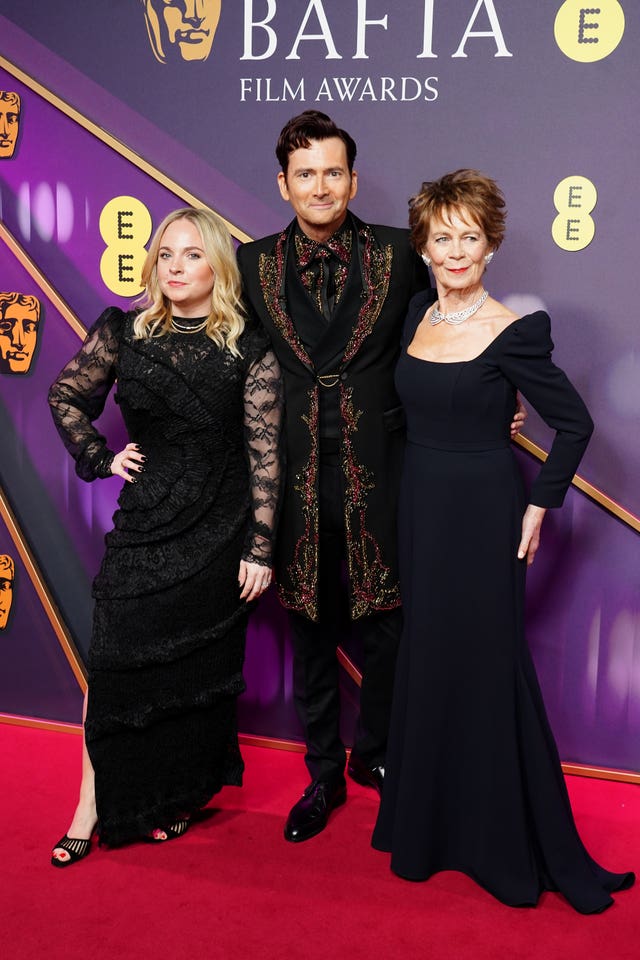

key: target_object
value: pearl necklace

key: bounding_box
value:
[170,316,208,334]
[430,290,488,326]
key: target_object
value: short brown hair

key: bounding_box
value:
[409,169,506,253]
[276,110,357,176]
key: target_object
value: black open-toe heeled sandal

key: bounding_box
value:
[51,834,92,868]
[144,818,190,843]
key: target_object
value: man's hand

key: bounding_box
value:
[510,395,527,439]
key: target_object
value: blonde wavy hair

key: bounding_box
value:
[133,207,246,355]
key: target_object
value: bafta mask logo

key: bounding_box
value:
[141,1,221,63]
[0,556,14,631]
[0,91,21,159]
[0,293,41,375]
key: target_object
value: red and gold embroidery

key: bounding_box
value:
[342,225,393,365]
[340,387,400,617]
[294,227,352,316]
[278,387,320,620]
[258,233,311,368]
[262,222,399,620]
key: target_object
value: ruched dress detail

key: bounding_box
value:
[49,308,282,845]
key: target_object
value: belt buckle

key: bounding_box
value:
[317,373,340,388]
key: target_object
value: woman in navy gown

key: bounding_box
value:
[372,170,634,913]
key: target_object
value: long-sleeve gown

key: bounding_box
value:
[372,293,634,913]
[49,307,282,845]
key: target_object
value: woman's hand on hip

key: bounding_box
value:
[110,442,145,482]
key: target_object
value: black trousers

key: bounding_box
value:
[287,450,402,781]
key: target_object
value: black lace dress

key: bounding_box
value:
[49,308,282,845]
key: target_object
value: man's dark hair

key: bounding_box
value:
[275,110,357,176]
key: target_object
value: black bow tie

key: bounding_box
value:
[296,233,352,271]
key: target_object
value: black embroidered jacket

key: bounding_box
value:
[238,214,431,621]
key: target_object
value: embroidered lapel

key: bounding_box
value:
[257,219,393,373]
[258,227,313,369]
[342,221,393,366]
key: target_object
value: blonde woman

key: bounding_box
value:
[49,208,282,864]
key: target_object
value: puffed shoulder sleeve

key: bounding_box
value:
[48,307,126,482]
[498,312,594,508]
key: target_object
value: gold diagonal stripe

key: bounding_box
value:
[0,53,252,244]
[0,485,87,690]
[0,713,83,735]
[514,434,640,533]
[337,646,362,686]
[0,220,86,338]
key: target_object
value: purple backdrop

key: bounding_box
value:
[0,2,638,771]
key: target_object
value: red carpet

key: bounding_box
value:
[1,724,639,960]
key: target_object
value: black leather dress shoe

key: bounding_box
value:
[284,776,347,843]
[347,753,385,794]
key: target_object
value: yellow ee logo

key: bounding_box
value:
[552,176,597,251]
[554,0,625,63]
[99,197,152,297]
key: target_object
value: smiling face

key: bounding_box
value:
[424,208,492,297]
[143,0,221,62]
[277,137,358,242]
[0,556,14,630]
[0,295,40,374]
[156,218,215,317]
[0,92,20,159]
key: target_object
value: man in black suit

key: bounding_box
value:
[237,111,432,842]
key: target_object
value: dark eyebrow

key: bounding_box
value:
[293,165,346,174]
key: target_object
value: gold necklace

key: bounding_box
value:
[170,316,208,334]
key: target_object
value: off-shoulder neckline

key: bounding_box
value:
[406,310,548,366]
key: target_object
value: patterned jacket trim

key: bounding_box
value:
[342,222,393,367]
[264,220,399,620]
[258,230,312,369]
[277,386,320,620]
[340,386,401,617]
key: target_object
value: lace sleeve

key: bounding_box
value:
[241,346,283,567]
[48,308,124,482]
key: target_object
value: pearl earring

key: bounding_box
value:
[485,252,494,265]
[421,254,432,267]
